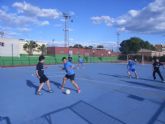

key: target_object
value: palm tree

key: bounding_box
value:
[23,41,38,55]
[38,44,47,55]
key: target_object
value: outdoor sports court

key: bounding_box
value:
[0,63,165,124]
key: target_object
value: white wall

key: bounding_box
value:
[0,38,20,57]
[0,38,47,56]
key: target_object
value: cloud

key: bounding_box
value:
[40,20,50,26]
[0,9,38,26]
[17,27,31,32]
[0,8,52,27]
[91,16,114,26]
[12,1,62,19]
[91,0,165,35]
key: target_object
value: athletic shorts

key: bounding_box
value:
[65,74,75,80]
[39,75,48,83]
[128,68,136,72]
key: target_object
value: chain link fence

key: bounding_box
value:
[0,54,119,67]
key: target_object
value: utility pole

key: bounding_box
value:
[117,32,120,51]
[63,13,71,47]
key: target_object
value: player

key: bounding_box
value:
[78,56,84,68]
[68,56,73,63]
[127,57,138,79]
[61,57,81,93]
[36,55,53,95]
[153,58,165,82]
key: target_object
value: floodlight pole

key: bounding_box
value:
[63,13,71,48]
[117,32,120,51]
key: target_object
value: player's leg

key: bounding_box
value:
[70,80,80,93]
[37,83,44,95]
[128,70,131,78]
[157,70,164,81]
[70,74,80,93]
[134,71,138,79]
[61,76,67,91]
[153,70,156,80]
[133,69,138,79]
[46,80,53,93]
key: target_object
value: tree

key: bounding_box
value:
[88,46,93,49]
[23,41,38,55]
[38,44,47,55]
[119,37,155,54]
[97,45,104,49]
[140,41,155,50]
[84,46,93,49]
[73,44,83,48]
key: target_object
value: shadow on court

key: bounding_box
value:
[0,116,11,124]
[25,100,126,124]
[50,81,77,92]
[99,73,163,82]
[26,80,47,94]
[120,80,165,91]
[99,73,129,79]
[148,100,165,124]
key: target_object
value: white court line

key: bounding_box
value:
[76,77,165,93]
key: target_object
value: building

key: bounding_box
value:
[0,38,47,57]
[47,47,113,57]
[0,38,20,57]
[155,44,165,52]
[138,49,165,57]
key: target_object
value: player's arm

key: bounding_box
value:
[35,70,40,79]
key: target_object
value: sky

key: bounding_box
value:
[0,0,165,47]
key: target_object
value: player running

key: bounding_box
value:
[61,57,81,93]
[153,58,165,83]
[36,55,53,95]
[127,57,138,79]
[78,56,84,68]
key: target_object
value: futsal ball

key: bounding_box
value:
[66,89,71,95]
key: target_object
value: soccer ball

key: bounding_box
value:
[66,89,71,95]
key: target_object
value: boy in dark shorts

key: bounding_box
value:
[36,55,53,95]
[61,57,81,93]
[153,58,165,83]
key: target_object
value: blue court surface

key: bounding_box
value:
[0,63,165,124]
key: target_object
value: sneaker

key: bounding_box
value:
[48,90,54,93]
[77,89,81,94]
[61,88,64,92]
[37,91,42,96]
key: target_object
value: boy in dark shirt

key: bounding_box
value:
[153,58,165,83]
[36,55,53,95]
